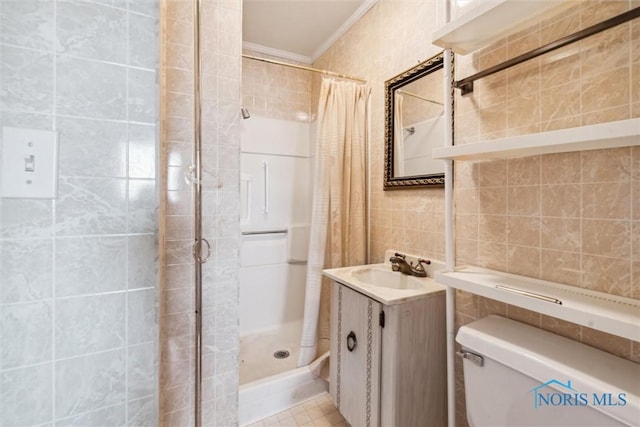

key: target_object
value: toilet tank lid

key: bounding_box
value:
[456,315,640,426]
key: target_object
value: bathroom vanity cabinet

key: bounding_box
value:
[328,280,447,427]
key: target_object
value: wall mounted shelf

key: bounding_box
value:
[432,118,640,161]
[435,266,640,342]
[431,0,566,54]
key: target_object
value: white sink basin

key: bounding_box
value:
[351,267,425,290]
[323,254,446,305]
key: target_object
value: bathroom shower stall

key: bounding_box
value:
[238,111,327,424]
[239,115,312,380]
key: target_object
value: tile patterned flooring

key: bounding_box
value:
[247,393,347,427]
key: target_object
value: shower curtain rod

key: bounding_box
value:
[242,54,367,83]
[396,89,443,106]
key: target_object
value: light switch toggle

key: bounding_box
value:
[1,126,58,199]
[25,155,35,172]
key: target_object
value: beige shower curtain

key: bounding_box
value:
[298,78,371,367]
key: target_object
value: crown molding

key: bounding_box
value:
[310,0,378,63]
[242,42,312,64]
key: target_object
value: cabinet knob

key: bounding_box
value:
[346,331,357,352]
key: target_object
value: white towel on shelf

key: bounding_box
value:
[287,224,310,263]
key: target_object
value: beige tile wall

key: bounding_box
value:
[160,0,241,425]
[453,2,640,424]
[315,1,639,426]
[242,51,313,121]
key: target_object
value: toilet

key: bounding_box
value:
[456,315,640,426]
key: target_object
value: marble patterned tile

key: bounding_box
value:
[507,156,540,186]
[127,342,157,400]
[165,41,194,71]
[540,249,581,287]
[0,238,53,303]
[128,234,158,290]
[55,292,126,358]
[127,395,158,427]
[166,264,193,290]
[0,111,53,132]
[165,112,195,145]
[540,82,580,125]
[212,393,238,427]
[0,199,53,239]
[129,12,158,69]
[128,0,158,18]
[580,24,630,79]
[582,254,631,297]
[165,0,193,22]
[127,288,158,345]
[0,45,54,114]
[57,117,128,178]
[541,217,581,252]
[478,214,506,243]
[507,245,540,278]
[91,0,128,10]
[159,406,193,427]
[160,382,194,412]
[581,147,632,183]
[1,300,52,369]
[162,288,194,314]
[128,68,158,124]
[129,124,157,179]
[507,186,540,216]
[55,349,126,419]
[55,177,127,236]
[167,142,193,167]
[582,67,630,114]
[478,187,506,215]
[128,179,158,234]
[582,219,631,259]
[541,184,581,218]
[165,239,194,266]
[0,363,53,426]
[205,258,239,284]
[582,182,631,220]
[55,236,127,297]
[55,403,126,427]
[56,55,127,120]
[0,0,54,50]
[56,0,127,63]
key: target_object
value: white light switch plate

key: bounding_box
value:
[1,126,59,199]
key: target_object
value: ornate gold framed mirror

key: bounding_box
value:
[384,52,450,189]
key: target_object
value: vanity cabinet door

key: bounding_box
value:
[330,282,382,427]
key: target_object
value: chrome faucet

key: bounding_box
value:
[389,252,431,277]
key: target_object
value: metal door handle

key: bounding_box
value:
[346,331,357,352]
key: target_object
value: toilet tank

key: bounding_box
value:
[456,316,640,427]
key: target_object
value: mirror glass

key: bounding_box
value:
[384,52,447,189]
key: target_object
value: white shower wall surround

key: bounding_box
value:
[239,115,313,336]
[238,114,326,423]
[402,114,446,176]
[0,1,159,426]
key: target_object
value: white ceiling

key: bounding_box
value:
[243,0,376,63]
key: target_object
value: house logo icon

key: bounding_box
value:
[530,379,580,408]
